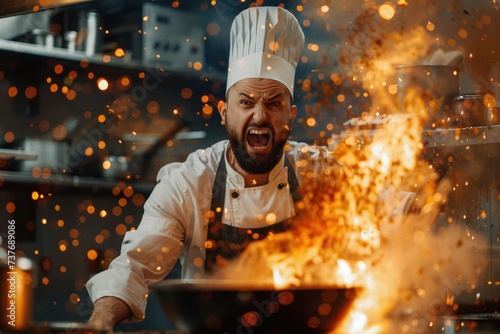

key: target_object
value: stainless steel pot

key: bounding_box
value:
[18,137,70,174]
[153,279,359,334]
[452,93,499,127]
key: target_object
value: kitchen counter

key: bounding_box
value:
[439,314,500,334]
[0,322,188,334]
[1,314,499,334]
[385,314,500,334]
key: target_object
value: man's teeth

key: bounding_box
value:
[249,129,269,135]
[247,128,270,149]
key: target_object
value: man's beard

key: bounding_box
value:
[226,127,288,174]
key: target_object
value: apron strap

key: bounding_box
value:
[209,153,227,228]
[285,155,302,202]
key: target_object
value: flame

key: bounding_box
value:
[272,268,288,290]
[214,2,487,333]
[216,100,482,332]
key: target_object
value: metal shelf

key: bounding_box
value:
[0,38,225,80]
[0,170,154,193]
[338,124,500,148]
[0,38,144,70]
[423,124,500,147]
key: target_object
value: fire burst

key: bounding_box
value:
[215,2,487,333]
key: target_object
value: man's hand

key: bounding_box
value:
[87,296,132,332]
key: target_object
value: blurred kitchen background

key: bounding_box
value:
[0,0,499,331]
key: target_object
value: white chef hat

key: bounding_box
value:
[226,6,305,96]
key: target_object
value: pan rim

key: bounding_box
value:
[152,278,359,291]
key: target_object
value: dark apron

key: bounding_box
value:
[205,153,302,273]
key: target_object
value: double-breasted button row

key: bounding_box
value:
[231,183,287,199]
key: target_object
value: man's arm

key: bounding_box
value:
[87,296,132,331]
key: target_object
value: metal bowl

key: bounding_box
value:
[153,279,359,334]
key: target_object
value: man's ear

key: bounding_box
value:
[218,100,227,125]
[290,104,297,123]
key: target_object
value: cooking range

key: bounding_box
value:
[17,313,500,334]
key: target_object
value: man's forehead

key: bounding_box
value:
[232,79,289,99]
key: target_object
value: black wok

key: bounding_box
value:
[153,279,359,334]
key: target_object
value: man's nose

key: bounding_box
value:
[253,104,268,123]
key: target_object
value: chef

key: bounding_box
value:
[86,6,342,330]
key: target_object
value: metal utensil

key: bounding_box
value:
[452,93,498,127]
[101,155,131,180]
[18,137,71,174]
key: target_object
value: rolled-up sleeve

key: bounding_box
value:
[86,227,184,320]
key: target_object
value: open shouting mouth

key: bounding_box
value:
[246,128,272,151]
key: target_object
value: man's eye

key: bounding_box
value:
[269,102,282,107]
[240,100,252,105]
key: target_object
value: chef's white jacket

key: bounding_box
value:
[86,140,336,320]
